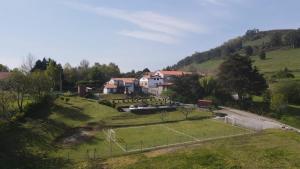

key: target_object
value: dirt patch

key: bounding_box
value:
[104,156,138,169]
[55,122,106,146]
[56,127,95,146]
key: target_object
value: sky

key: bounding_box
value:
[0,0,300,72]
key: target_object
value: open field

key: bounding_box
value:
[111,120,251,152]
[182,48,300,79]
[2,95,299,169]
[106,129,300,169]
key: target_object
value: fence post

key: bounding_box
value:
[86,149,89,160]
[140,140,143,152]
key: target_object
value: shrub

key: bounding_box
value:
[98,99,114,107]
[60,97,64,101]
[65,98,70,103]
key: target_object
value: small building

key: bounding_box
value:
[78,85,86,97]
[197,99,213,108]
[103,78,138,94]
[0,72,12,80]
[103,84,117,94]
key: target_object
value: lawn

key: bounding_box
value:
[106,129,300,169]
[114,119,250,152]
[181,48,300,79]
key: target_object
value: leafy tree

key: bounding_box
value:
[46,60,62,90]
[179,107,195,120]
[272,67,295,79]
[31,58,48,71]
[0,80,14,118]
[142,68,150,73]
[29,71,52,101]
[270,32,282,47]
[161,89,176,104]
[270,93,288,114]
[217,54,268,101]
[8,71,30,112]
[169,74,204,103]
[199,76,217,97]
[0,64,9,72]
[244,46,253,56]
[284,30,300,48]
[272,81,300,104]
[259,50,266,60]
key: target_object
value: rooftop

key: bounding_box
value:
[0,72,12,80]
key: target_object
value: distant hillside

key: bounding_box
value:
[170,29,300,78]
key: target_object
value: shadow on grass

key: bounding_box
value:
[0,122,70,169]
[107,116,212,128]
[53,104,91,121]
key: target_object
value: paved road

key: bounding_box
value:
[215,106,300,132]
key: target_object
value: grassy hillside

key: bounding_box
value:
[182,48,300,79]
[107,129,300,169]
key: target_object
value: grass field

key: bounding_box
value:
[113,120,251,152]
[2,95,300,169]
[106,129,300,169]
[182,48,300,79]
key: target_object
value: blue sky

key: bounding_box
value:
[0,0,300,72]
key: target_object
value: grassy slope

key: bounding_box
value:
[181,48,300,79]
[107,129,300,169]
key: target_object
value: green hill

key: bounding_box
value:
[171,29,300,79]
[182,48,300,79]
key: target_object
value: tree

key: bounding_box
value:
[259,50,266,60]
[169,74,204,103]
[142,68,150,73]
[244,46,253,56]
[46,60,62,90]
[161,89,176,104]
[0,64,9,72]
[217,54,268,101]
[179,107,195,120]
[199,76,217,97]
[272,81,300,104]
[0,80,14,118]
[284,30,300,48]
[8,71,30,112]
[270,93,288,115]
[159,111,169,121]
[29,71,52,101]
[21,53,36,73]
[79,59,89,70]
[272,67,295,79]
[31,58,48,71]
[270,32,282,47]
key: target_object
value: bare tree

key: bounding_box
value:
[79,59,89,70]
[21,53,36,73]
[160,110,169,122]
[179,107,195,120]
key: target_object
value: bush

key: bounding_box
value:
[272,81,300,104]
[60,97,64,101]
[65,98,70,103]
[98,99,114,107]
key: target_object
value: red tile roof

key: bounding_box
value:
[0,72,12,80]
[104,83,117,89]
[111,78,137,83]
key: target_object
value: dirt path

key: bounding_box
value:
[216,106,300,132]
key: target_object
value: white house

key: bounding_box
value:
[103,78,138,94]
[103,84,117,94]
[139,70,192,96]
